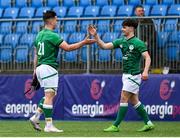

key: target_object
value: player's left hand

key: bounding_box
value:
[141,72,148,80]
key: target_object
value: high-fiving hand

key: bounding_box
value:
[88,25,97,36]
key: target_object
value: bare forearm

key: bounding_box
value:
[33,55,37,70]
[68,41,85,51]
[94,34,107,49]
[144,56,151,73]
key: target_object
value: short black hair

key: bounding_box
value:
[135,5,144,9]
[43,10,57,22]
[122,19,138,29]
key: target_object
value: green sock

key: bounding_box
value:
[135,102,150,124]
[43,104,53,118]
[113,103,128,127]
[38,97,45,109]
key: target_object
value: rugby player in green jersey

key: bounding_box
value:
[29,10,96,132]
[88,19,155,132]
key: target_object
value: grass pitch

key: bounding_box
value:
[0,120,180,137]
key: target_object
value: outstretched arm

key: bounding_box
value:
[142,51,151,80]
[88,25,114,49]
[59,35,96,51]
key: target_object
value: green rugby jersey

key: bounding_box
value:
[112,36,147,75]
[34,29,63,69]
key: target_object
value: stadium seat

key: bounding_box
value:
[100,6,117,17]
[102,32,119,42]
[80,46,94,62]
[63,21,77,33]
[34,7,51,18]
[113,20,123,32]
[66,6,84,17]
[144,0,158,5]
[161,0,175,5]
[0,8,3,18]
[31,0,44,7]
[3,7,19,19]
[80,20,94,33]
[31,21,44,33]
[15,21,29,34]
[63,33,86,62]
[111,0,125,6]
[63,50,78,62]
[46,0,59,7]
[62,0,75,7]
[0,0,11,8]
[157,31,170,48]
[116,5,133,16]
[168,31,180,43]
[4,34,20,49]
[163,19,178,32]
[97,20,111,33]
[96,0,108,6]
[153,19,162,31]
[53,6,67,18]
[0,22,12,34]
[68,33,86,43]
[166,45,179,61]
[167,4,180,16]
[83,6,100,17]
[0,46,13,63]
[15,0,28,7]
[143,5,151,16]
[0,34,4,45]
[128,0,141,6]
[79,0,92,7]
[97,49,111,62]
[18,7,35,18]
[150,5,167,16]
[14,45,29,63]
[114,48,123,62]
[60,33,69,41]
[19,34,36,48]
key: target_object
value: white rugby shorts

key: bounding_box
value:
[36,64,58,91]
[122,73,141,94]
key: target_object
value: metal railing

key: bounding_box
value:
[0,16,179,74]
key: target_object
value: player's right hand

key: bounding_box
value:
[88,25,97,36]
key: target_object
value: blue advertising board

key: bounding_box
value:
[0,74,179,121]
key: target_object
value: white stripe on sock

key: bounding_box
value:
[134,101,141,109]
[120,103,128,107]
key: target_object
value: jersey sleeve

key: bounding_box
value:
[137,41,148,53]
[112,38,124,49]
[51,33,64,47]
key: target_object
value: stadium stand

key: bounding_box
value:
[0,46,13,63]
[111,0,125,6]
[46,0,59,7]
[15,0,28,7]
[100,6,117,17]
[144,0,158,5]
[0,0,179,73]
[18,7,35,18]
[53,6,67,17]
[15,21,29,34]
[0,0,11,8]
[14,45,29,63]
[78,0,92,6]
[3,7,19,19]
[116,5,133,16]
